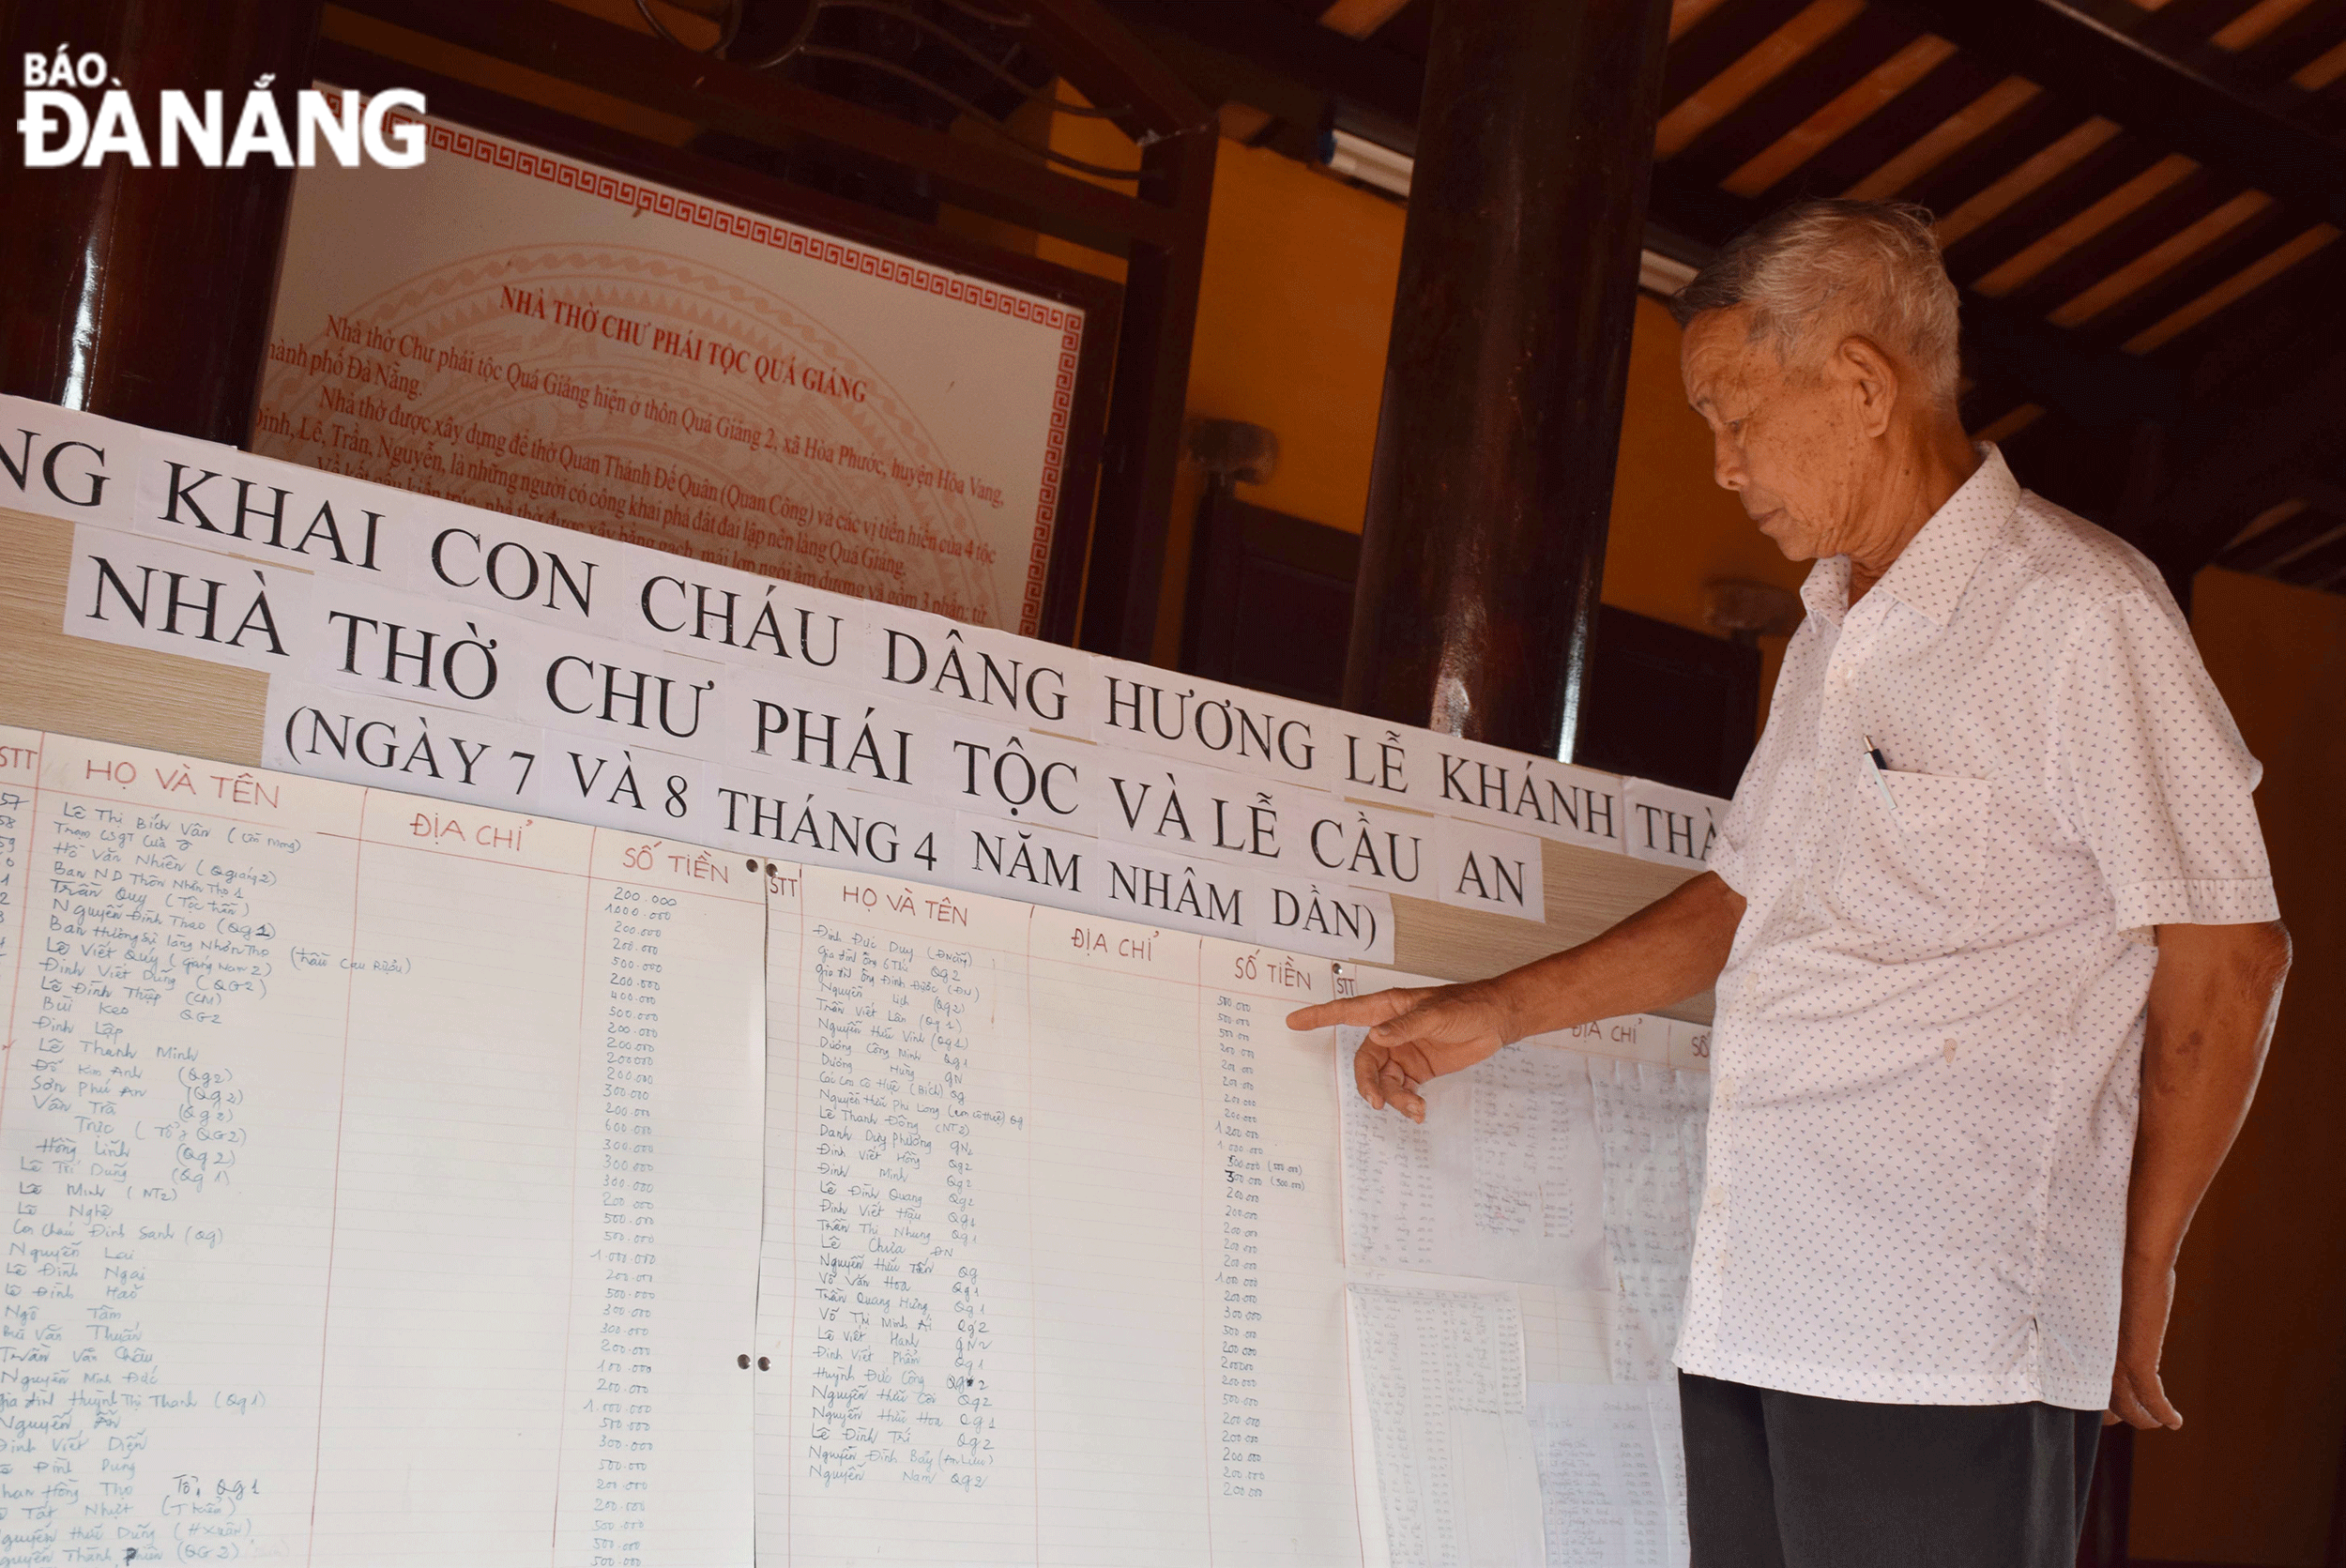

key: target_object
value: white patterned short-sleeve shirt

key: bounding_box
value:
[1673,446,2278,1409]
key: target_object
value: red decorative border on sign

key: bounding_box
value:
[404,109,1079,637]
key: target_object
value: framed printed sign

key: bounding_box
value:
[252,78,1115,639]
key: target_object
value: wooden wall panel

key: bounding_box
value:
[0,510,267,761]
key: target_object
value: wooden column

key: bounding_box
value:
[1,0,322,444]
[1342,0,1672,757]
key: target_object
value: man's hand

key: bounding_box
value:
[1287,872,1747,1123]
[2106,1254,2185,1429]
[2105,919,2290,1429]
[1287,983,1516,1122]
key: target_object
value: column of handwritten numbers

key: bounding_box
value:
[579,843,764,1568]
[1211,986,1266,1509]
[1199,944,1360,1565]
[560,847,760,1568]
[0,733,32,987]
[593,875,667,1568]
[1616,1407,1668,1568]
[937,957,995,1493]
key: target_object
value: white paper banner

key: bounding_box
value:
[19,394,1736,956]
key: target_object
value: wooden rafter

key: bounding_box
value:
[1318,0,1416,41]
[1102,0,1423,126]
[1876,0,2346,228]
[337,0,1184,254]
[2147,343,2346,573]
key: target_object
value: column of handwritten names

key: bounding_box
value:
[1526,1382,1668,1568]
[782,870,1037,1561]
[0,737,359,1565]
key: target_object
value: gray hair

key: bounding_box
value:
[1668,198,1961,408]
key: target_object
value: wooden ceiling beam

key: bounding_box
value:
[2002,168,2244,320]
[1938,130,2168,284]
[2179,236,2346,390]
[2074,194,2310,349]
[1661,0,1820,115]
[2275,524,2346,588]
[2146,338,2346,573]
[2296,475,2346,520]
[1766,49,2001,200]
[338,0,1186,254]
[1900,95,2099,234]
[1101,8,1333,146]
[1668,3,1925,190]
[1318,0,1417,41]
[1875,0,2346,228]
[1097,0,1423,127]
[2220,493,2346,572]
[1023,0,1217,140]
[2133,0,2271,57]
[2227,0,2346,90]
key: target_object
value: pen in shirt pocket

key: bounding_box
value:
[1862,736,1899,814]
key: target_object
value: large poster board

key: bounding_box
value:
[0,724,1707,1565]
[254,91,1090,636]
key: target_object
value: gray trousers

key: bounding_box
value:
[1680,1372,2103,1568]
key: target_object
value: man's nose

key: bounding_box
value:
[1713,435,1746,491]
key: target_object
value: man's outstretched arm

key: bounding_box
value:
[2108,918,2291,1430]
[1287,870,1746,1120]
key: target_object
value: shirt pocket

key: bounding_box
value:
[1832,769,1998,940]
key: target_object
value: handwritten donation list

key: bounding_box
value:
[0,726,1713,1566]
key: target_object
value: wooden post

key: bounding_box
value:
[2,0,322,444]
[1342,0,1673,757]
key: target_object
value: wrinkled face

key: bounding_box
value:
[1680,306,1873,564]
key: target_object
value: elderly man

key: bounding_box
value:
[1292,199,2290,1565]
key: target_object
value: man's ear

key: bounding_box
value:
[1837,335,1899,437]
